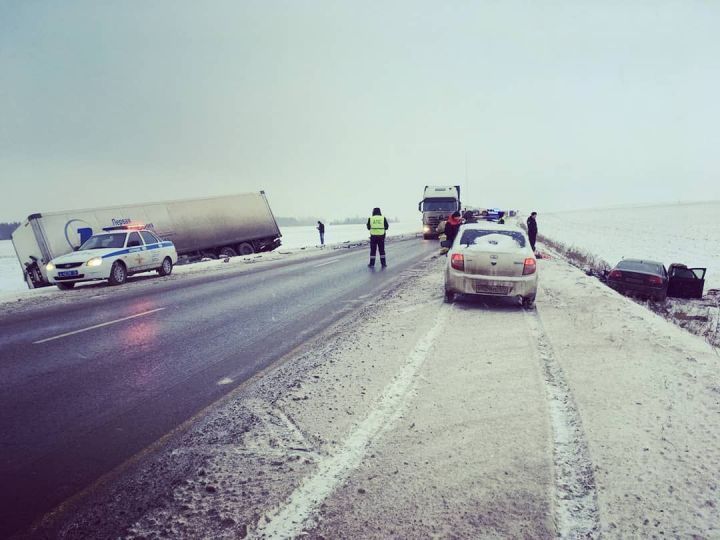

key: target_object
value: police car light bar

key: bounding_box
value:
[102,223,146,231]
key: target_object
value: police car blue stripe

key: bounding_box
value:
[101,243,172,259]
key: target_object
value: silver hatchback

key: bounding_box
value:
[443,223,538,306]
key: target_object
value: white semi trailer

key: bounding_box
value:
[11,191,282,288]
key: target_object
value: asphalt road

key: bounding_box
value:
[0,238,437,538]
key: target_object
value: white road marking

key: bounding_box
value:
[255,305,450,539]
[217,377,234,385]
[313,258,341,268]
[33,308,166,344]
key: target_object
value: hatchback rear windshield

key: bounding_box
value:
[80,233,127,250]
[459,229,526,248]
[616,260,663,274]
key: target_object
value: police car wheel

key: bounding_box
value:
[158,257,173,276]
[108,261,127,286]
[56,282,75,290]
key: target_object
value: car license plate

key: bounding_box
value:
[626,278,643,284]
[58,270,78,277]
[475,283,510,295]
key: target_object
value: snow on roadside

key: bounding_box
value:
[538,202,720,291]
[32,255,720,538]
[519,203,720,348]
[0,222,422,297]
[0,232,420,310]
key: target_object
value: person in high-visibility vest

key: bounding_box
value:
[366,207,389,267]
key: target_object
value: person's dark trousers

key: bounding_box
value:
[529,235,537,252]
[320,232,324,245]
[369,235,386,267]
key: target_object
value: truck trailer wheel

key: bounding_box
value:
[237,242,255,255]
[56,282,75,290]
[157,257,173,276]
[108,261,127,285]
[219,246,237,258]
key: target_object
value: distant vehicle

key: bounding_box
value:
[45,226,178,289]
[483,208,503,221]
[667,263,706,299]
[11,191,281,288]
[443,223,538,307]
[607,259,668,302]
[418,185,461,239]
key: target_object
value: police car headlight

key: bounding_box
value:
[46,262,55,271]
[86,257,103,267]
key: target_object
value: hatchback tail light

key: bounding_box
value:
[647,275,663,286]
[522,257,536,275]
[450,253,465,271]
[608,270,623,279]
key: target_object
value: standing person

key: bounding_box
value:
[445,211,463,246]
[462,210,477,224]
[526,211,538,253]
[317,221,325,246]
[366,207,389,268]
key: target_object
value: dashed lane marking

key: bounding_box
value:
[33,308,167,344]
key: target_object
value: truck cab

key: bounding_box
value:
[418,185,461,239]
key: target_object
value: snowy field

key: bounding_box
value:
[0,241,23,292]
[538,201,720,291]
[0,221,422,294]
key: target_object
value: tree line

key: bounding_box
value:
[0,222,19,240]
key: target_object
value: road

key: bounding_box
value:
[23,253,720,539]
[0,237,437,538]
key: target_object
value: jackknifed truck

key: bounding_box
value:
[11,191,282,288]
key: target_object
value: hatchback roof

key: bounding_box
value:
[461,222,524,233]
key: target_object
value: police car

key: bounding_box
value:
[46,226,178,290]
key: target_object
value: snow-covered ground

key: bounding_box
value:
[0,240,23,292]
[37,255,720,538]
[538,201,720,291]
[0,221,422,295]
[530,202,720,347]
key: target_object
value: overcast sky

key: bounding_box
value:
[1,1,718,222]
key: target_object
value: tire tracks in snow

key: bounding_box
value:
[253,305,451,539]
[523,306,601,538]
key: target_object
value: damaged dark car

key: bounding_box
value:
[607,259,668,302]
